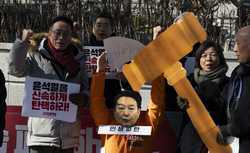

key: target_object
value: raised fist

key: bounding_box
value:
[22,29,34,44]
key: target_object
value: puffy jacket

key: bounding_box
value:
[8,38,88,149]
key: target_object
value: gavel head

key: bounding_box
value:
[122,12,207,91]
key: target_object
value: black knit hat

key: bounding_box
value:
[50,16,73,30]
[113,90,142,109]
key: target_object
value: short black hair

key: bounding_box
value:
[94,11,113,24]
[195,40,227,68]
[113,90,142,109]
[50,16,73,30]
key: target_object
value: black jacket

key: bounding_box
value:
[189,74,229,125]
[0,69,6,130]
[176,70,229,153]
[0,69,6,147]
[88,33,104,46]
[223,64,250,153]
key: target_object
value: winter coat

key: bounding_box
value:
[8,38,88,149]
[0,69,7,147]
[223,64,250,153]
[178,66,229,153]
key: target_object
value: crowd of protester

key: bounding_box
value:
[1,10,250,153]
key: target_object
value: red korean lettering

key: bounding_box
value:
[50,92,55,101]
[56,102,64,111]
[64,103,69,112]
[32,101,41,110]
[58,92,67,102]
[41,91,49,100]
[50,102,55,110]
[32,91,41,100]
[41,101,50,110]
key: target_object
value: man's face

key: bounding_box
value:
[114,96,140,126]
[234,36,250,63]
[93,17,112,41]
[48,21,72,50]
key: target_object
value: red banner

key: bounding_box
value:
[1,106,177,153]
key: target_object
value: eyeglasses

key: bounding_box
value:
[51,30,71,38]
[201,53,217,58]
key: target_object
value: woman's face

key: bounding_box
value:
[199,47,220,72]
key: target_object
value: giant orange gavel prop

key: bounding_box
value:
[122,12,232,153]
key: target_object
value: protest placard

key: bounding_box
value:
[83,46,117,78]
[104,36,144,71]
[22,76,80,122]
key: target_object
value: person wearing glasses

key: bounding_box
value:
[8,16,88,153]
[177,40,229,153]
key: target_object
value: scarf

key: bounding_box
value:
[194,64,228,85]
[48,39,80,77]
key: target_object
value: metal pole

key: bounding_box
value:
[56,0,60,16]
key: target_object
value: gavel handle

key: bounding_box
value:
[164,63,232,153]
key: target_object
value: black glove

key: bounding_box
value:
[176,96,189,110]
[69,93,89,107]
[216,125,234,145]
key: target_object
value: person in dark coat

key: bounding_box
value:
[178,40,229,153]
[86,11,131,108]
[216,25,250,153]
[0,69,7,147]
[88,11,113,46]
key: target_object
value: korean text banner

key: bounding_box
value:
[83,46,117,78]
[22,76,80,122]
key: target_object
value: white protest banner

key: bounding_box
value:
[98,125,152,136]
[22,76,80,123]
[83,46,117,78]
[104,36,144,71]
